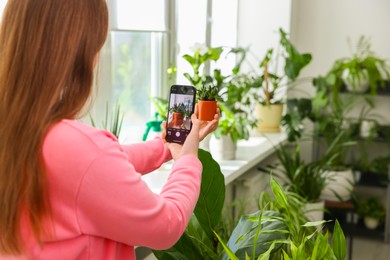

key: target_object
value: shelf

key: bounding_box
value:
[339,80,390,96]
[356,172,389,188]
[324,203,385,241]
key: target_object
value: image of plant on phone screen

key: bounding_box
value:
[166,85,196,144]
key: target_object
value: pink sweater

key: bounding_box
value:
[10,120,202,259]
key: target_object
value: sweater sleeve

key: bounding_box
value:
[121,137,172,174]
[75,141,202,249]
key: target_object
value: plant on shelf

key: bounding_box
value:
[250,28,312,133]
[197,83,220,121]
[328,35,390,95]
[353,196,386,230]
[262,145,327,204]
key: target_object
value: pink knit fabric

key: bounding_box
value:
[4,119,202,260]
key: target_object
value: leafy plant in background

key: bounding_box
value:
[353,196,386,224]
[328,35,390,96]
[216,177,347,259]
[250,28,312,105]
[182,44,226,90]
[151,97,168,121]
[89,102,125,139]
[261,145,327,203]
[180,44,256,144]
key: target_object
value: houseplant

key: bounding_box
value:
[167,102,187,128]
[216,177,347,259]
[252,28,312,132]
[89,101,125,139]
[261,144,327,221]
[179,44,256,158]
[353,196,385,230]
[328,36,390,95]
[197,83,219,121]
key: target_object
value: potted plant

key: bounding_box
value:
[261,144,327,222]
[197,84,219,121]
[354,196,385,230]
[167,102,186,128]
[252,28,312,132]
[328,36,390,94]
[216,177,347,260]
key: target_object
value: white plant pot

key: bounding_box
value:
[304,200,325,222]
[209,135,237,161]
[360,120,376,138]
[364,217,380,230]
[199,134,211,151]
[342,69,370,93]
[255,103,283,133]
[320,169,355,202]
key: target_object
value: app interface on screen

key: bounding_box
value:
[167,93,194,143]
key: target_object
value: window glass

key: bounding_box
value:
[111,0,166,31]
[211,0,238,75]
[175,0,207,85]
[110,31,165,143]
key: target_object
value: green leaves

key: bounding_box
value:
[224,210,288,260]
[153,149,225,260]
[332,220,347,260]
[194,149,225,240]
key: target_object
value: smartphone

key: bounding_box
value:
[165,84,196,144]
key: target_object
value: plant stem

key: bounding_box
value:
[264,61,270,105]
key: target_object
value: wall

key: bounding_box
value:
[289,0,390,160]
[236,0,292,72]
[290,0,390,86]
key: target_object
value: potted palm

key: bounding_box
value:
[253,28,312,132]
[261,144,327,222]
[328,36,390,94]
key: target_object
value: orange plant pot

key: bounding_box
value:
[169,112,184,128]
[198,100,217,121]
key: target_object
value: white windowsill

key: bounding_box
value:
[142,131,287,192]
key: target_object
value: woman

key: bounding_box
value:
[0,0,219,259]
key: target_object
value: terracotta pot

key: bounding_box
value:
[255,103,283,132]
[168,112,184,128]
[198,100,217,121]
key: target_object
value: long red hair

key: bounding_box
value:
[0,0,108,254]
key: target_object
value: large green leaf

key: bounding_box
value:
[332,220,346,260]
[223,210,288,260]
[152,232,204,260]
[194,149,226,241]
[153,149,225,260]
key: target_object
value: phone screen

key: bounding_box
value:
[166,85,196,144]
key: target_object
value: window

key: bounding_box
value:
[94,0,170,144]
[95,0,239,144]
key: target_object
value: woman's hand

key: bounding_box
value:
[162,103,220,160]
[194,103,220,141]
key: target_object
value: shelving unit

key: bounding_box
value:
[313,83,390,243]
